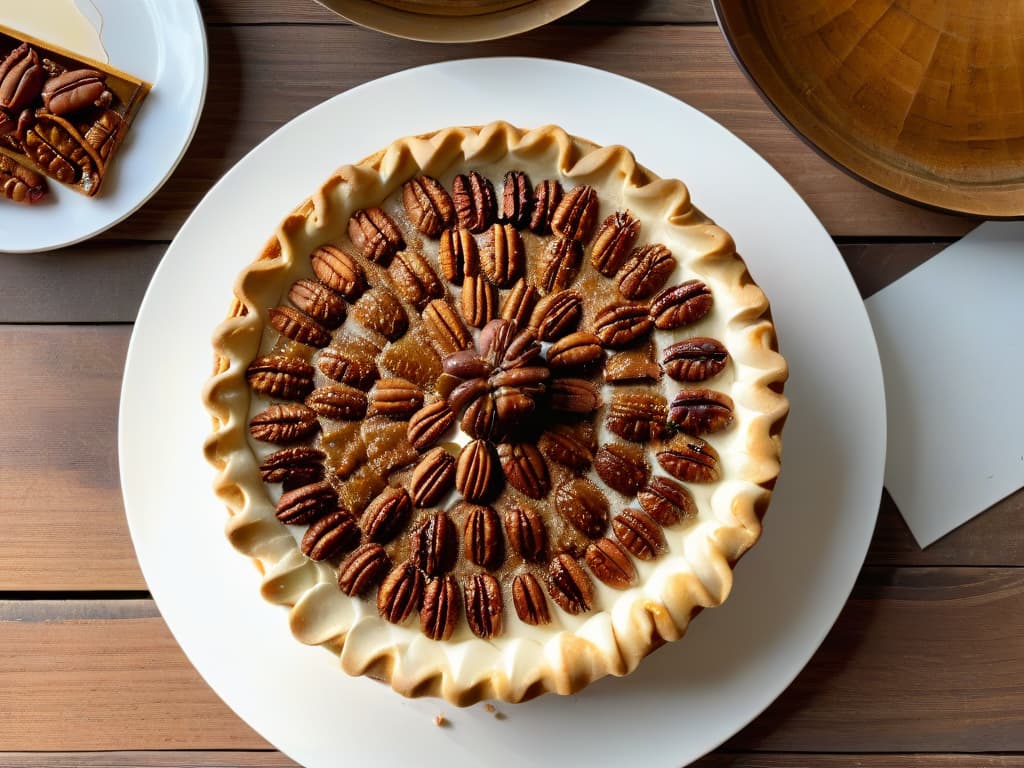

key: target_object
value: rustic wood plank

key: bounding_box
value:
[0,243,163,323]
[0,756,296,768]
[2,568,1022,751]
[198,0,716,25]
[866,488,1024,567]
[727,567,1024,752]
[0,753,1019,768]
[0,326,146,591]
[109,25,970,242]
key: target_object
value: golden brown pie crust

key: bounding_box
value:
[203,122,789,705]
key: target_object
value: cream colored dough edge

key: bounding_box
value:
[202,122,789,705]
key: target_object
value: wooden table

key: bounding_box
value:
[2,1,1021,766]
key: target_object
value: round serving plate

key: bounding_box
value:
[0,0,208,253]
[119,58,885,767]
[314,0,589,43]
[714,0,1024,218]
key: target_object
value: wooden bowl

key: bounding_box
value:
[713,0,1024,218]
[316,0,589,42]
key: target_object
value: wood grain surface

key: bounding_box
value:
[2,1,1018,766]
[2,568,1022,752]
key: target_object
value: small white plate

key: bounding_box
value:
[120,58,885,767]
[0,0,207,253]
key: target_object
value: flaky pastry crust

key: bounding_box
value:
[203,122,789,705]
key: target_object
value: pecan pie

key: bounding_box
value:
[204,123,789,705]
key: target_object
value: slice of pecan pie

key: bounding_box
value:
[203,122,789,705]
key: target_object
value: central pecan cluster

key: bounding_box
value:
[443,318,548,442]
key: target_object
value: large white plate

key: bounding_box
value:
[120,58,885,767]
[0,0,207,253]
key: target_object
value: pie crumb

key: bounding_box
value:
[483,703,496,713]
[434,714,448,727]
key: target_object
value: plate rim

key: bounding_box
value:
[314,0,589,43]
[1,0,209,253]
[118,56,885,767]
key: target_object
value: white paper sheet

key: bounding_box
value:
[865,221,1024,547]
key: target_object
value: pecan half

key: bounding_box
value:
[593,302,653,349]
[246,356,314,400]
[0,154,46,204]
[547,554,593,614]
[500,278,539,328]
[368,378,424,419]
[504,503,547,562]
[668,389,734,434]
[249,404,320,444]
[337,543,390,596]
[305,384,368,421]
[377,561,424,624]
[410,446,456,507]
[657,434,721,483]
[463,504,503,568]
[301,510,360,561]
[549,378,601,414]
[529,289,582,341]
[361,486,413,543]
[421,575,461,641]
[497,442,550,500]
[512,572,551,625]
[407,401,455,450]
[606,391,667,443]
[0,44,43,111]
[650,280,713,330]
[22,115,99,189]
[480,223,525,288]
[82,109,121,160]
[663,338,729,383]
[268,306,331,348]
[453,170,497,233]
[317,346,379,390]
[437,227,478,284]
[275,481,337,525]
[461,274,498,328]
[529,179,563,235]
[288,279,346,329]
[594,442,649,495]
[348,207,405,264]
[41,68,108,115]
[591,211,640,276]
[637,476,696,526]
[546,332,603,371]
[542,236,584,293]
[410,511,457,576]
[556,478,610,539]
[500,170,533,228]
[586,538,637,589]
[423,299,472,356]
[464,572,503,639]
[259,446,326,485]
[389,250,445,310]
[538,422,596,471]
[612,508,665,560]
[551,185,598,242]
[456,439,499,503]
[311,245,366,299]
[403,175,454,237]
[350,287,407,341]
[618,244,676,300]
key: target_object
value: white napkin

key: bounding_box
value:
[865,221,1024,547]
